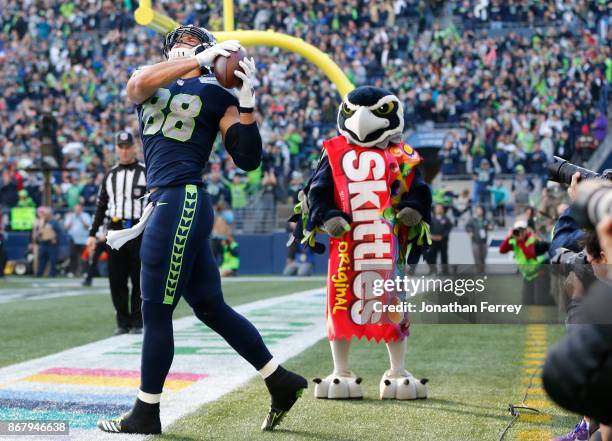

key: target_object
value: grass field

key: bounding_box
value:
[0,276,576,441]
[160,325,573,441]
[0,277,324,367]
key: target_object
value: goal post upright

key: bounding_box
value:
[134,1,354,97]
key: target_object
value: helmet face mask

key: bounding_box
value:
[162,25,216,60]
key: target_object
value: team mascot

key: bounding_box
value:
[290,86,432,400]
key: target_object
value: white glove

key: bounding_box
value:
[193,40,241,68]
[323,216,350,238]
[234,57,256,109]
[396,207,422,227]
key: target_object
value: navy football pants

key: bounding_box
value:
[139,185,272,394]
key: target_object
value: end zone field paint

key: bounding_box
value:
[0,288,326,440]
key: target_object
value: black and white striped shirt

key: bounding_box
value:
[89,161,147,236]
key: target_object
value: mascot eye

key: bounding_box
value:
[373,101,396,116]
[342,103,355,117]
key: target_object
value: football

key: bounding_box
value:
[213,47,246,89]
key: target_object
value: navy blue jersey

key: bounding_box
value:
[136,74,238,188]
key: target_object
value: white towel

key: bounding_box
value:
[106,202,155,250]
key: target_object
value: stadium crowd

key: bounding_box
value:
[0,0,609,235]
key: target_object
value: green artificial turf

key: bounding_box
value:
[159,324,575,441]
[0,276,577,440]
[0,279,324,367]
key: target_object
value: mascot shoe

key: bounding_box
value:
[313,372,363,399]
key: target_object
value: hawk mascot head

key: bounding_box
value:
[337,86,404,148]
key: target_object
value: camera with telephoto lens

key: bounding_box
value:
[547,156,612,185]
[571,180,612,230]
[550,248,597,289]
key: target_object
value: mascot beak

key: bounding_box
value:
[344,107,389,143]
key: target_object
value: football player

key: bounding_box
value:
[97,25,307,434]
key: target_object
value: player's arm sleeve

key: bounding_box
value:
[89,176,109,237]
[395,168,432,224]
[224,122,262,171]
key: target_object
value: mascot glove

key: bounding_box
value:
[397,207,422,227]
[234,57,256,109]
[323,216,350,238]
[193,40,241,67]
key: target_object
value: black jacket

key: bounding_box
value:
[542,280,612,424]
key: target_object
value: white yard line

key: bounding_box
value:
[0,276,326,304]
[0,288,326,441]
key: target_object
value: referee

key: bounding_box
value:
[87,131,147,335]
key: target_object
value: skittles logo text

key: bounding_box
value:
[340,150,394,325]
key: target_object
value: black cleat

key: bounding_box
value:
[262,366,307,431]
[97,398,161,434]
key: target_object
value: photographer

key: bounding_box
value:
[549,172,587,313]
[550,173,585,256]
[544,166,612,441]
[499,220,551,305]
[544,215,612,441]
[219,234,240,277]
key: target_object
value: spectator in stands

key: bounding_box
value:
[0,213,6,278]
[466,205,492,274]
[227,170,249,214]
[438,138,462,175]
[283,238,315,277]
[0,0,609,236]
[206,166,231,206]
[32,206,61,277]
[219,234,240,277]
[79,174,99,209]
[528,143,548,186]
[575,124,598,164]
[64,203,91,277]
[258,169,284,232]
[592,110,608,146]
[426,204,453,275]
[211,200,233,265]
[0,170,18,208]
[472,158,495,209]
[488,180,508,227]
[511,165,534,215]
[16,189,35,208]
[287,171,304,205]
[453,188,472,226]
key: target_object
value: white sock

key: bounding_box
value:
[137,390,161,404]
[258,358,279,379]
[331,339,351,376]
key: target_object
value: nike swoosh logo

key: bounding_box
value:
[157,202,168,206]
